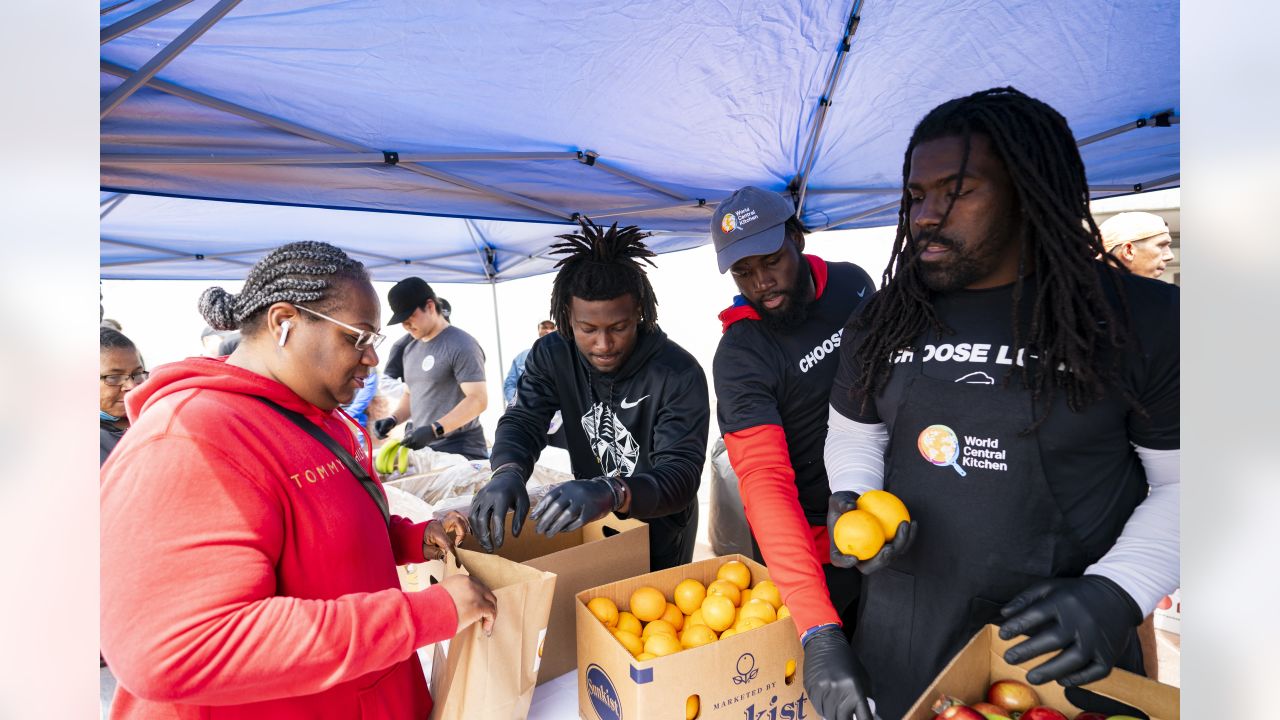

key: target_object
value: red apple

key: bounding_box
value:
[1021,707,1069,720]
[987,679,1040,712]
[1073,713,1108,720]
[971,701,1013,718]
[935,707,985,720]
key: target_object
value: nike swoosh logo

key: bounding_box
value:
[857,286,867,297]
[619,395,650,409]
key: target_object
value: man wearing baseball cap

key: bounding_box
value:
[1100,211,1176,279]
[709,186,878,708]
[373,277,490,459]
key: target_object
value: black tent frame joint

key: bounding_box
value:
[1153,111,1173,127]
[577,150,599,166]
[382,151,400,165]
[195,253,205,260]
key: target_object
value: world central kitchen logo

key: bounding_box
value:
[586,664,622,720]
[712,652,810,719]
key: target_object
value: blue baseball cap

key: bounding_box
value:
[711,186,796,273]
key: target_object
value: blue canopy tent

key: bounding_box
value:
[100,0,1179,284]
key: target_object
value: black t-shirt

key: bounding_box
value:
[713,259,876,524]
[831,268,1179,558]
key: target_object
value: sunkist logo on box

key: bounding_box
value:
[715,652,810,719]
[586,664,623,720]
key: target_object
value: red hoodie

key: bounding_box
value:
[101,357,458,719]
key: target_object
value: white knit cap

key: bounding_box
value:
[1100,212,1169,252]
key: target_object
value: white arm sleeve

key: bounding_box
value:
[825,405,889,495]
[1084,445,1180,615]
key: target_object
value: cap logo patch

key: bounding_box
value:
[732,206,760,230]
[721,213,737,233]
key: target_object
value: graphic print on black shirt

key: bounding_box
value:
[713,258,875,522]
[831,268,1179,558]
[581,401,640,476]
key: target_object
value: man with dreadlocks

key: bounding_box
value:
[470,219,710,571]
[101,241,495,719]
[708,186,883,705]
[817,88,1180,719]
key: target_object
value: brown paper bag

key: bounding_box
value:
[429,548,556,720]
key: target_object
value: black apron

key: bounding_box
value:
[853,359,1140,719]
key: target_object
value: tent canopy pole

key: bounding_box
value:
[100,0,242,119]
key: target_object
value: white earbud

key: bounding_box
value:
[278,320,292,347]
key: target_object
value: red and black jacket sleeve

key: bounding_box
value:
[712,330,841,635]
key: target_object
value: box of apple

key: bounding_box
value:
[906,625,1178,720]
[932,679,1141,719]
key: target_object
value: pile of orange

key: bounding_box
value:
[586,560,791,659]
[832,489,911,560]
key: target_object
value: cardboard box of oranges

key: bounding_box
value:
[575,554,806,720]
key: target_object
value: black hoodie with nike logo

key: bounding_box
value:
[491,326,710,570]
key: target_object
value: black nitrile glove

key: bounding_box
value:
[529,478,617,538]
[468,465,530,552]
[372,417,397,440]
[400,422,435,450]
[828,490,918,574]
[999,574,1143,687]
[802,626,874,720]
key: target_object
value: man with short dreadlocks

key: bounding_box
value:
[816,88,1180,720]
[470,219,710,571]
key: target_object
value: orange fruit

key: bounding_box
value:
[751,580,782,610]
[739,598,777,624]
[686,695,700,720]
[630,586,667,622]
[719,626,738,640]
[701,595,736,632]
[612,629,643,656]
[687,608,707,628]
[636,652,657,661]
[735,616,767,633]
[832,509,886,560]
[777,604,791,620]
[615,611,642,637]
[856,489,910,540]
[680,623,718,648]
[588,597,619,628]
[785,659,797,681]
[673,579,706,615]
[660,602,685,631]
[644,632,682,657]
[642,619,678,639]
[739,588,753,606]
[717,560,752,591]
[707,579,742,606]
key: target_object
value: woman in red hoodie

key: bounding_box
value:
[100,241,497,719]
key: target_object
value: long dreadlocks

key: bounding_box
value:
[851,87,1133,426]
[549,217,659,339]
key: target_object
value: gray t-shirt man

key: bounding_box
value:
[402,324,489,458]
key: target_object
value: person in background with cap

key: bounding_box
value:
[372,278,490,460]
[709,186,880,716]
[1100,211,1176,280]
